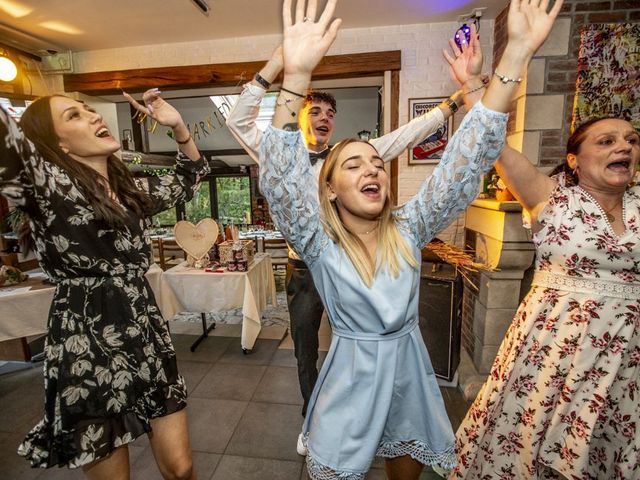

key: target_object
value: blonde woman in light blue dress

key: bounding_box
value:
[258,0,562,478]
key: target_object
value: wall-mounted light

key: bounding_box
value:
[0,49,17,82]
[454,9,483,49]
[454,24,472,49]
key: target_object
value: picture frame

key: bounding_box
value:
[121,129,133,150]
[408,97,453,164]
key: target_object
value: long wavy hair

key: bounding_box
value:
[20,95,154,225]
[318,138,418,287]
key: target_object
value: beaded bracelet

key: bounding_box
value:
[463,83,486,95]
[494,71,522,84]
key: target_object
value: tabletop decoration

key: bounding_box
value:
[173,218,219,269]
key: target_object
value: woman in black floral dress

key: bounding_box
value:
[0,89,208,479]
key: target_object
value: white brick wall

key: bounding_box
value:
[67,20,494,246]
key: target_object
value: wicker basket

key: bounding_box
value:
[218,240,255,266]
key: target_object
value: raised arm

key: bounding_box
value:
[124,89,210,215]
[399,0,564,246]
[271,0,341,129]
[226,45,284,163]
[483,0,563,215]
[397,102,507,247]
[123,88,200,161]
[444,23,488,112]
[482,0,563,114]
[495,145,556,215]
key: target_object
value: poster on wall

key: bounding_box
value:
[408,98,453,164]
[573,23,640,132]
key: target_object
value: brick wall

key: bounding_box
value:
[493,0,640,169]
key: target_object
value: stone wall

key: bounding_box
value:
[493,0,640,169]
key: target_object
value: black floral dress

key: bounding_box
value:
[0,107,210,468]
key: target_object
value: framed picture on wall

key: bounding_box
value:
[408,97,453,164]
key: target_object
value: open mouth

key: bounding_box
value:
[607,159,631,171]
[316,126,329,134]
[95,127,111,138]
[361,183,380,196]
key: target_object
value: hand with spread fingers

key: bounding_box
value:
[506,0,564,58]
[123,88,183,129]
[444,23,483,87]
[281,0,342,79]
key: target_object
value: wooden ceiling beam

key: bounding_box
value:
[63,51,401,95]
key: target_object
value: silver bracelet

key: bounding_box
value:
[494,71,522,84]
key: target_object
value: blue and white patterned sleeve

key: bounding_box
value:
[396,101,507,248]
[259,126,327,266]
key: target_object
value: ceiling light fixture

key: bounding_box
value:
[191,0,209,15]
[0,48,17,82]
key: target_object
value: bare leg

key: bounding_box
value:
[148,409,196,480]
[82,446,130,480]
[384,455,424,480]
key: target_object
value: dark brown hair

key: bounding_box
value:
[304,90,337,112]
[20,95,154,227]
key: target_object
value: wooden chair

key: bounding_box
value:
[151,238,163,266]
[263,238,288,270]
[157,238,186,270]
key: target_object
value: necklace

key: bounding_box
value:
[578,186,623,224]
[357,222,379,235]
[603,202,620,223]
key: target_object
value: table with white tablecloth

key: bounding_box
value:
[0,266,166,343]
[160,253,277,351]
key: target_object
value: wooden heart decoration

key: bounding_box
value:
[173,218,219,261]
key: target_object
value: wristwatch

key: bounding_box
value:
[442,97,459,114]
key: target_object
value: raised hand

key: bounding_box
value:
[123,88,183,129]
[270,44,284,73]
[507,0,564,57]
[281,0,342,78]
[443,23,483,87]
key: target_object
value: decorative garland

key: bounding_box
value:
[127,152,175,177]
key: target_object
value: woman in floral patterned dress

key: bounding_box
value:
[0,89,208,479]
[452,115,640,479]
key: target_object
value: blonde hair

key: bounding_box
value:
[318,139,418,287]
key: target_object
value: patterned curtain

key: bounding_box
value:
[572,23,640,132]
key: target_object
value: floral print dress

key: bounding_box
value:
[453,174,640,479]
[0,107,209,468]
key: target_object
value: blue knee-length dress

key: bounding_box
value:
[259,102,507,479]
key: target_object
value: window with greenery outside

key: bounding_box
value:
[184,181,212,223]
[216,177,250,225]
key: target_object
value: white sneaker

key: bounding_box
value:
[296,433,308,456]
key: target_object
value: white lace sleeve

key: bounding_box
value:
[396,101,508,248]
[259,126,328,266]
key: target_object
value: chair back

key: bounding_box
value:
[263,238,288,270]
[157,238,186,270]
